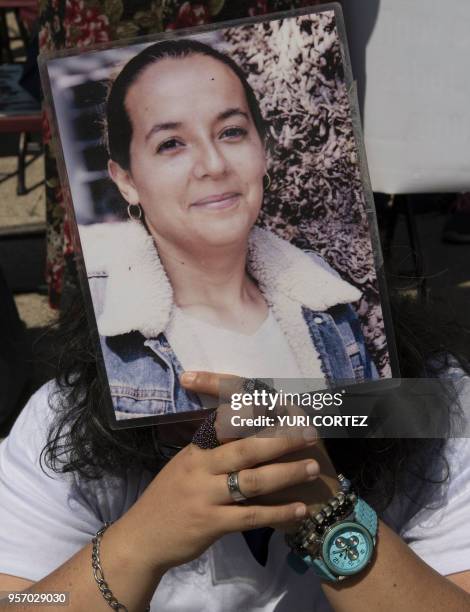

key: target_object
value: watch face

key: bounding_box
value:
[322,521,374,576]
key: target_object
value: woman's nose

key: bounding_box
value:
[192,141,228,179]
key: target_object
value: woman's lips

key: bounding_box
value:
[190,192,240,210]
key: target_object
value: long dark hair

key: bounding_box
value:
[42,285,469,513]
[106,39,268,172]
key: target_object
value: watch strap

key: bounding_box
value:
[303,555,337,581]
[286,550,309,575]
[286,550,338,581]
[355,498,378,539]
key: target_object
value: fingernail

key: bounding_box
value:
[295,504,307,518]
[303,428,317,442]
[181,371,197,384]
[306,461,319,477]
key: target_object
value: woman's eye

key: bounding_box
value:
[156,138,184,154]
[220,127,248,140]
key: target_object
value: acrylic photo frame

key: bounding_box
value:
[39,4,399,430]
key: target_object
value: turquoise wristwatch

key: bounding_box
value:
[286,477,378,582]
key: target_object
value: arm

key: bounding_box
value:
[2,520,469,612]
[0,411,320,611]
[0,526,164,612]
[448,570,470,591]
[322,521,470,610]
[0,577,33,591]
[182,372,470,610]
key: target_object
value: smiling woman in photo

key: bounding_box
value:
[79,39,378,419]
[1,20,470,612]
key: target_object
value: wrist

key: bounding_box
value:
[90,522,163,612]
[109,517,169,581]
[305,474,342,518]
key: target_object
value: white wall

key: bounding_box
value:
[343,0,470,193]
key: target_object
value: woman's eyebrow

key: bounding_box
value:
[217,108,249,122]
[145,121,181,142]
[144,108,249,142]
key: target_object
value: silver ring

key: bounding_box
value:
[227,471,248,503]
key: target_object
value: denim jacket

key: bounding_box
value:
[80,222,378,419]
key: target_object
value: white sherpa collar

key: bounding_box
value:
[79,221,360,339]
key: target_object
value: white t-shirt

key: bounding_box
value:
[165,308,304,380]
[0,382,470,611]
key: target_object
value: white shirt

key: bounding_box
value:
[1,382,470,611]
[165,308,304,380]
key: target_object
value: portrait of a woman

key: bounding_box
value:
[79,38,379,419]
[1,11,469,611]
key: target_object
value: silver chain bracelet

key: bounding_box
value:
[92,522,151,612]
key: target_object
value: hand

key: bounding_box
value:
[117,423,320,574]
[181,371,340,526]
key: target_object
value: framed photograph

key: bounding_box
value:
[40,4,398,428]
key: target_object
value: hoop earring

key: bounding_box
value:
[127,203,142,221]
[263,172,272,191]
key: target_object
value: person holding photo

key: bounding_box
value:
[0,288,469,611]
[79,39,378,420]
[0,37,469,612]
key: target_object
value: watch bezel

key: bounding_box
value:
[321,520,374,577]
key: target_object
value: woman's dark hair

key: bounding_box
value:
[106,39,268,171]
[42,286,469,515]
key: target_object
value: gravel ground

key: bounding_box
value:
[14,292,57,328]
[0,152,45,229]
[0,146,57,329]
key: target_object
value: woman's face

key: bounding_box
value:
[110,53,266,251]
